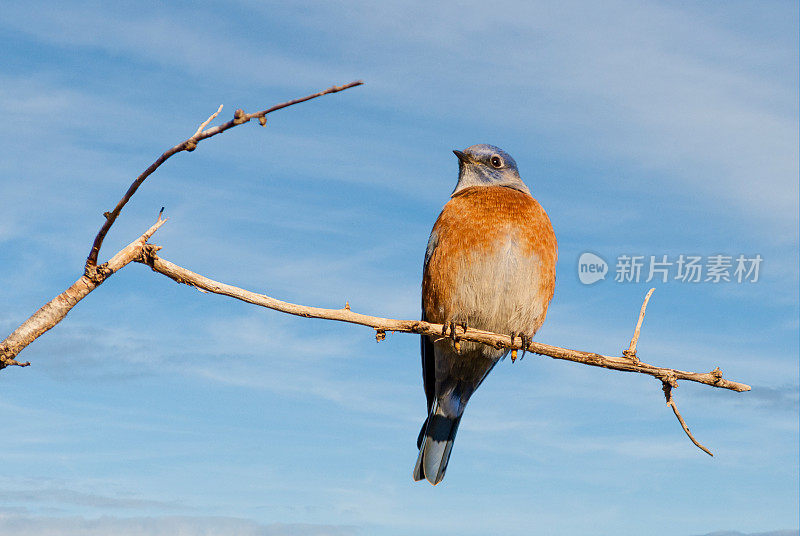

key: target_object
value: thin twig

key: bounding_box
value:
[193,104,223,137]
[136,251,751,394]
[85,81,363,271]
[663,380,714,456]
[247,83,361,122]
[624,287,655,361]
[0,357,30,368]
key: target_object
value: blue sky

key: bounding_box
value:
[0,1,797,535]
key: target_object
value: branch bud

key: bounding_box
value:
[233,109,248,124]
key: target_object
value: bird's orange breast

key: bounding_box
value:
[422,186,557,334]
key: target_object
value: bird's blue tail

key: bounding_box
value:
[413,405,462,485]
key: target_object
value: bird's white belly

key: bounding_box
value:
[448,237,547,339]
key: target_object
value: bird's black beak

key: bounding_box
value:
[453,149,471,164]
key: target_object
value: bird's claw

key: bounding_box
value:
[441,321,463,353]
[519,334,530,360]
[510,331,518,362]
[509,332,531,363]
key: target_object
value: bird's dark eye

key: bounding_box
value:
[490,155,503,168]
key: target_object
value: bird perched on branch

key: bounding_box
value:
[414,144,557,485]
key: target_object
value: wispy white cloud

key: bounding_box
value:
[278,0,799,233]
[0,487,181,512]
[693,531,799,536]
[0,514,357,536]
[0,3,342,90]
[4,0,794,234]
[178,312,420,421]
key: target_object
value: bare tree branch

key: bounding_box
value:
[136,249,751,394]
[617,288,715,455]
[0,216,167,368]
[663,379,714,456]
[2,81,363,369]
[84,81,363,274]
[624,287,655,361]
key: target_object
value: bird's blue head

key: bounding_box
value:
[452,144,529,196]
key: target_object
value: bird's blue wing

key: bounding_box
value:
[421,228,439,417]
[421,310,435,416]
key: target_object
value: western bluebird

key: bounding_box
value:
[413,144,557,485]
